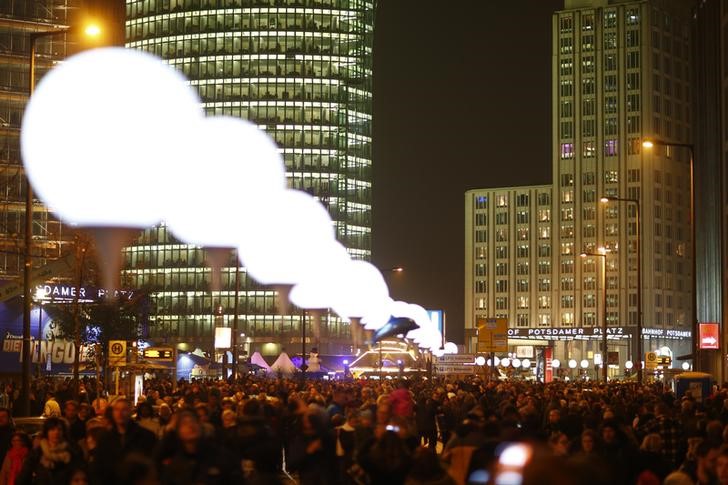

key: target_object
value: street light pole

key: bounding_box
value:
[643,139,696,370]
[601,196,642,384]
[581,249,608,382]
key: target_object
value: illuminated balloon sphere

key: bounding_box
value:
[166,116,286,247]
[512,358,521,369]
[493,357,500,366]
[682,362,690,371]
[521,359,531,369]
[625,360,634,369]
[331,260,389,319]
[475,356,486,366]
[551,359,561,369]
[239,189,336,286]
[580,359,589,369]
[21,47,203,227]
[501,358,511,368]
[443,342,458,354]
[568,359,577,369]
[288,242,352,309]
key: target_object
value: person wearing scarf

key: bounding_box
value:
[16,418,81,485]
[0,432,30,485]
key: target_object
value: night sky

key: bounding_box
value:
[371,1,563,344]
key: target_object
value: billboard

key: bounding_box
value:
[427,310,444,334]
[0,298,91,374]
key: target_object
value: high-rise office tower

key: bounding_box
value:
[465,0,695,375]
[124,0,375,355]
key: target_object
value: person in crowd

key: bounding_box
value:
[404,447,455,485]
[0,409,15,464]
[90,398,157,485]
[636,433,671,483]
[63,401,85,443]
[156,410,238,484]
[41,393,60,419]
[358,421,413,485]
[16,418,82,485]
[717,447,728,485]
[136,402,161,437]
[0,432,30,485]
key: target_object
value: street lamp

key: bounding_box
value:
[581,247,609,382]
[21,21,102,417]
[601,196,642,384]
[642,138,697,370]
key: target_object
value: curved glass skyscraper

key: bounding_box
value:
[124,0,375,355]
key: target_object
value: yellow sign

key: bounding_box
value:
[476,318,508,353]
[109,340,127,367]
[645,351,658,370]
[143,347,174,362]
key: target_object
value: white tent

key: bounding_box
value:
[249,352,271,371]
[269,352,298,375]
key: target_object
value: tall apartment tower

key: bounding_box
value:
[124,0,375,355]
[466,0,695,373]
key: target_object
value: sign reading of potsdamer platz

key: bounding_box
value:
[124,0,375,356]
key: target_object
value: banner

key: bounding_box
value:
[544,347,553,383]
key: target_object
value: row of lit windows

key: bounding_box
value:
[559,7,640,34]
[128,31,366,57]
[472,193,551,211]
[126,0,371,18]
[127,10,362,38]
[560,140,619,159]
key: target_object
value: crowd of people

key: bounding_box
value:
[0,375,727,484]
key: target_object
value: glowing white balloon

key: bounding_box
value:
[361,297,394,331]
[521,358,531,368]
[501,358,511,368]
[331,260,389,319]
[21,47,203,227]
[289,242,351,309]
[475,356,486,366]
[444,342,458,354]
[512,358,521,368]
[625,360,634,369]
[551,359,561,368]
[166,116,286,247]
[580,359,589,369]
[568,359,577,369]
[239,189,336,285]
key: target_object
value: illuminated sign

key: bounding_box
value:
[34,284,134,303]
[699,323,720,350]
[143,347,174,361]
[427,310,444,334]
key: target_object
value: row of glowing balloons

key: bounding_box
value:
[20,47,457,355]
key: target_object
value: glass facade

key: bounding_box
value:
[0,1,79,283]
[124,0,375,353]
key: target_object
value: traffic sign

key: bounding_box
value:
[699,323,720,349]
[435,364,474,375]
[645,351,657,370]
[437,354,475,364]
[109,340,127,367]
[476,318,508,353]
[143,347,174,362]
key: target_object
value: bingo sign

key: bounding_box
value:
[108,340,127,367]
[699,323,720,350]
